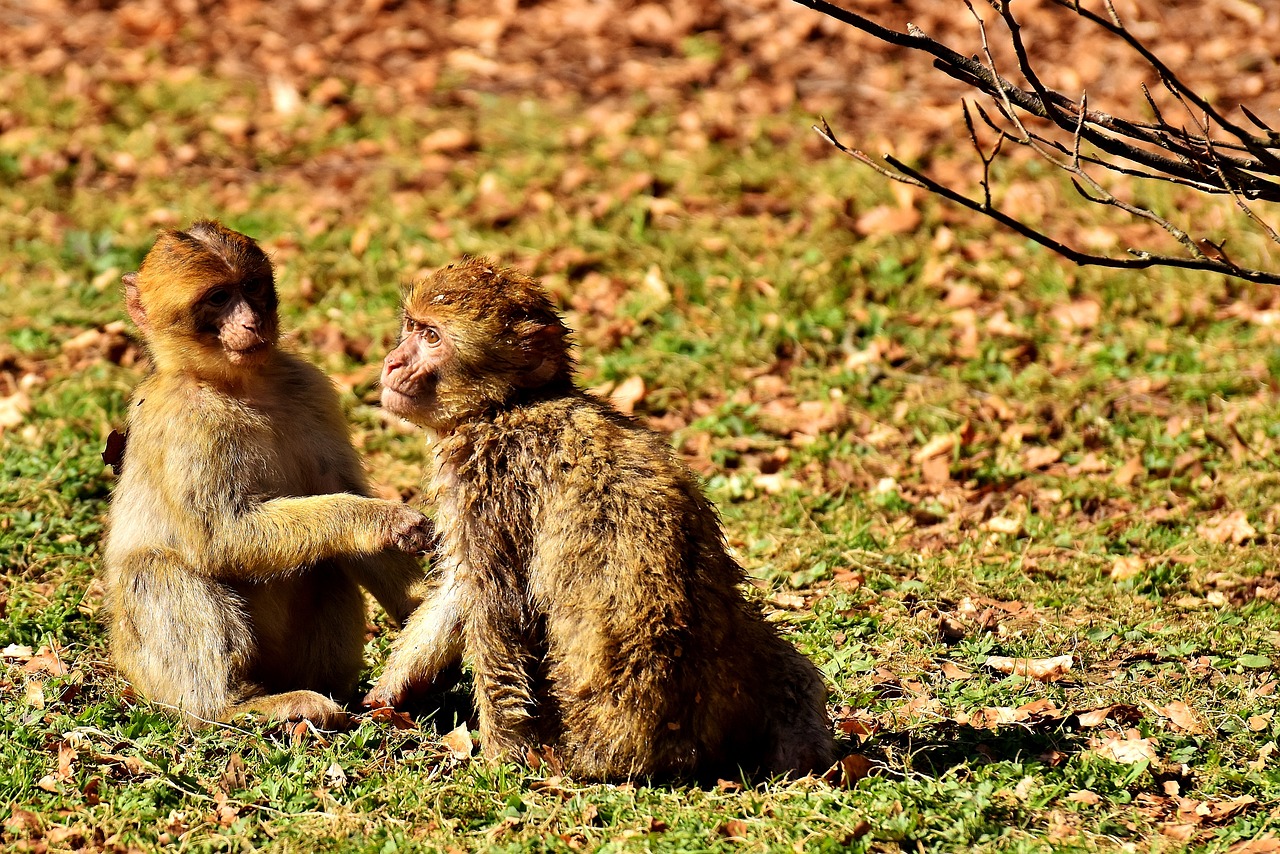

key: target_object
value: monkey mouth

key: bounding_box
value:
[224,341,270,363]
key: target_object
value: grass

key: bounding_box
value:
[2,66,1279,853]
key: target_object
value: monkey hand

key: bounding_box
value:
[384,504,435,554]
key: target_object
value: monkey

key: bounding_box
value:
[364,258,835,781]
[102,220,433,729]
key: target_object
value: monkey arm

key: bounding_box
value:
[192,493,415,580]
[364,564,466,707]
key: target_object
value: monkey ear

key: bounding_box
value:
[122,272,149,332]
[524,325,568,386]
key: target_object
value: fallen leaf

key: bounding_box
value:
[1158,701,1204,733]
[940,660,972,680]
[23,646,68,676]
[981,516,1023,536]
[1,644,34,660]
[920,455,950,486]
[1073,704,1142,727]
[609,375,646,415]
[419,128,475,153]
[323,761,347,789]
[822,753,873,788]
[0,392,30,430]
[367,706,416,730]
[1197,510,1257,545]
[912,433,956,464]
[1110,556,1146,581]
[221,753,248,791]
[1051,299,1101,330]
[1068,790,1101,805]
[984,654,1073,682]
[716,818,750,840]
[1230,835,1280,854]
[854,204,921,236]
[441,722,474,760]
[1250,741,1276,772]
[1113,456,1144,487]
[1091,731,1156,764]
[1023,446,1061,469]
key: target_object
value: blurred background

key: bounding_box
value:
[5,2,1280,848]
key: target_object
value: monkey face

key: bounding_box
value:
[126,221,281,382]
[193,271,275,355]
[381,314,450,426]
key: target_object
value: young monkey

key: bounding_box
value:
[367,258,835,781]
[103,220,433,728]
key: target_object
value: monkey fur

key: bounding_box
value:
[103,220,432,728]
[367,258,835,781]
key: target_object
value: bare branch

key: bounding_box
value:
[793,0,1280,285]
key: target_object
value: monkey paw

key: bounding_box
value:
[386,505,435,554]
[361,682,406,710]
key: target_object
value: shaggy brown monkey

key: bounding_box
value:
[103,220,432,728]
[366,258,835,781]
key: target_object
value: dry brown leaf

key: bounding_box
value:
[716,818,750,840]
[920,455,951,486]
[1051,299,1101,330]
[981,516,1023,536]
[221,753,248,791]
[1110,556,1146,581]
[1158,701,1204,733]
[0,392,30,430]
[1250,741,1276,772]
[1113,456,1144,487]
[1068,790,1101,805]
[441,722,474,760]
[1090,731,1157,764]
[854,204,921,237]
[1230,836,1280,854]
[1023,446,1062,469]
[912,433,956,463]
[419,128,474,153]
[823,753,873,788]
[23,646,68,677]
[609,375,646,415]
[939,660,972,680]
[984,654,1073,682]
[1197,510,1257,545]
[323,761,348,789]
[367,706,416,730]
[2,643,34,661]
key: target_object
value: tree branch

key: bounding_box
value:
[793,0,1280,285]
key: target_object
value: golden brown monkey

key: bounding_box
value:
[365,258,834,781]
[103,220,432,728]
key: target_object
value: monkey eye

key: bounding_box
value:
[243,279,264,295]
[423,326,441,345]
[206,288,231,307]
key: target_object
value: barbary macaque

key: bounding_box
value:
[366,258,835,780]
[103,220,432,728]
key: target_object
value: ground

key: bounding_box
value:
[2,0,1280,851]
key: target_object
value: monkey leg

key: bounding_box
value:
[340,548,429,627]
[466,594,541,764]
[240,561,366,705]
[105,548,255,725]
[226,690,350,730]
[365,565,466,707]
[747,625,836,777]
[107,551,362,729]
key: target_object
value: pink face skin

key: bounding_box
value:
[381,315,451,422]
[216,297,272,365]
